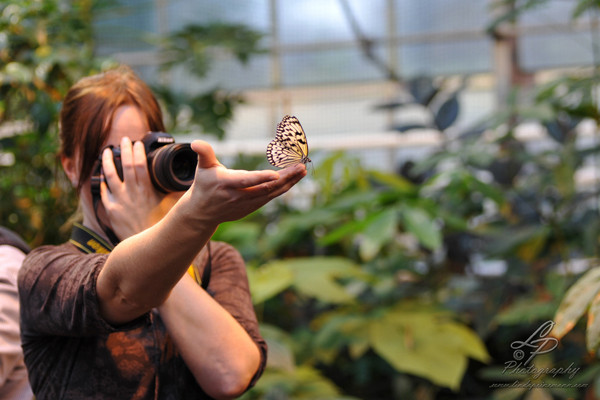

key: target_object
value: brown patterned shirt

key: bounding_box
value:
[18,240,266,400]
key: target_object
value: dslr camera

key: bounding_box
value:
[91,132,197,196]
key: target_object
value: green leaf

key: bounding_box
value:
[401,206,442,250]
[318,217,370,246]
[247,262,294,304]
[359,208,398,261]
[311,309,371,360]
[369,170,415,193]
[368,308,489,390]
[288,257,365,304]
[496,299,557,325]
[586,292,600,352]
[259,324,296,372]
[553,267,600,339]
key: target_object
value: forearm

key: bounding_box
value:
[97,192,217,324]
[157,275,261,399]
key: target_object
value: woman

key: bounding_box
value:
[18,65,306,400]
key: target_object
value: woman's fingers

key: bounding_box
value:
[221,168,280,189]
[101,147,120,191]
[240,164,305,198]
[191,140,221,169]
[132,140,150,184]
[119,137,138,186]
[99,177,115,205]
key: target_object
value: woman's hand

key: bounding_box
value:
[185,140,306,227]
[99,137,179,240]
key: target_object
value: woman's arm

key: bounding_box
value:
[158,275,260,399]
[95,140,305,325]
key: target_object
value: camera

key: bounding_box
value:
[91,132,197,195]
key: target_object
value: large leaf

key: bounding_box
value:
[368,308,489,390]
[552,267,600,339]
[368,170,416,193]
[288,257,366,304]
[311,310,371,361]
[359,208,398,261]
[401,206,442,250]
[247,262,294,304]
[318,216,371,247]
[259,324,296,372]
[434,95,459,131]
[586,291,600,352]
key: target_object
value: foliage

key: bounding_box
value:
[216,153,494,397]
[553,267,600,352]
[0,0,112,245]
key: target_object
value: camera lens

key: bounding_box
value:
[148,144,197,192]
[172,150,196,182]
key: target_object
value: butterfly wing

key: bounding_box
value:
[275,115,309,159]
[267,138,304,168]
[267,115,310,168]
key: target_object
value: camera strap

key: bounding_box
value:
[69,222,113,254]
[69,222,212,290]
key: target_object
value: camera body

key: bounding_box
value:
[91,132,197,196]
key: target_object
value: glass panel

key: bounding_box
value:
[94,0,158,55]
[519,0,577,27]
[520,32,595,70]
[282,46,388,86]
[396,0,489,35]
[399,39,491,78]
[165,0,270,33]
[169,54,272,92]
[278,0,387,45]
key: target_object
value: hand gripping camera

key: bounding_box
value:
[91,132,198,196]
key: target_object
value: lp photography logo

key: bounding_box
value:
[490,320,588,390]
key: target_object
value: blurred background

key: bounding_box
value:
[3,0,600,398]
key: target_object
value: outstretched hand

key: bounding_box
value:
[187,140,306,225]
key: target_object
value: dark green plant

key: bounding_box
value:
[0,0,111,245]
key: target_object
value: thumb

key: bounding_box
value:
[190,140,221,169]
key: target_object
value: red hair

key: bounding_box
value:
[59,65,165,192]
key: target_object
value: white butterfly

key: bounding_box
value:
[267,115,311,168]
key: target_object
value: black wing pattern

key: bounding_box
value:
[266,115,311,168]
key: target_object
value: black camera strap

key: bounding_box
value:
[70,222,113,254]
[69,222,212,290]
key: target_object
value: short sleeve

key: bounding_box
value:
[18,244,148,338]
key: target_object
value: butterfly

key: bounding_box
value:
[267,115,311,168]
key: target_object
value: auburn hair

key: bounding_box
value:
[59,65,166,193]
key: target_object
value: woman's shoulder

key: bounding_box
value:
[20,241,105,281]
[24,242,81,264]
